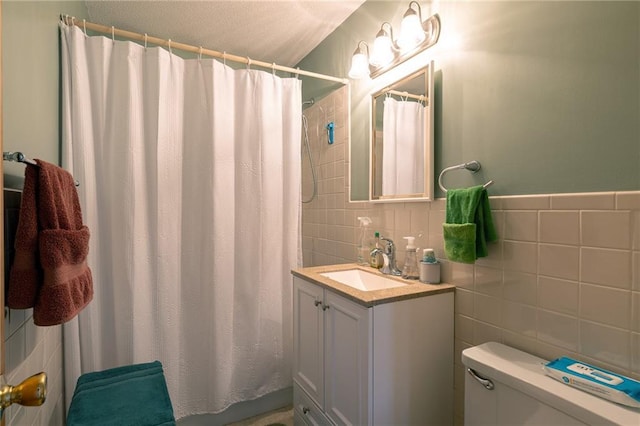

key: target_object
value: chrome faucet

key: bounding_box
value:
[379,236,402,276]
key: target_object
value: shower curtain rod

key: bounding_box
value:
[385,89,427,102]
[60,15,349,85]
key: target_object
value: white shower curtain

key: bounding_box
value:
[382,97,425,195]
[60,23,301,418]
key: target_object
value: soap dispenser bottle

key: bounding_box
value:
[401,236,419,280]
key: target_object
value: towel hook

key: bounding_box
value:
[438,160,494,193]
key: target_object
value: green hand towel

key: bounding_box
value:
[443,223,477,263]
[443,185,497,263]
[67,361,176,426]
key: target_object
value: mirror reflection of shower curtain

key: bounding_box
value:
[382,97,425,195]
[60,23,301,419]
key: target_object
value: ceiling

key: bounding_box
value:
[85,0,366,67]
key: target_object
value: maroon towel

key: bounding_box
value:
[7,160,93,326]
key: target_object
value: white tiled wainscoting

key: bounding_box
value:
[4,310,65,426]
[301,85,640,426]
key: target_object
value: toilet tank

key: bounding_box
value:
[462,342,639,426]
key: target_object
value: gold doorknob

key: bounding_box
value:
[0,372,47,416]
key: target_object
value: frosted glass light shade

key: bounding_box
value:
[370,34,394,67]
[348,52,370,79]
[398,13,425,51]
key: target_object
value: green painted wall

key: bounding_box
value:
[2,1,88,187]
[4,1,639,199]
[298,1,640,200]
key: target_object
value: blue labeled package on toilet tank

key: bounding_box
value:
[544,357,640,408]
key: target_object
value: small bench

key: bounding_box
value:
[67,361,176,426]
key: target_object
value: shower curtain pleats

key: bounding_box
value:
[60,23,301,418]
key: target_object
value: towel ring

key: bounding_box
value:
[438,160,494,193]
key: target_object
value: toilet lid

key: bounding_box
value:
[462,342,639,426]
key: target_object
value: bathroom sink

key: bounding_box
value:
[320,269,407,291]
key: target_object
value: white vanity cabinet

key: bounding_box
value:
[292,274,454,426]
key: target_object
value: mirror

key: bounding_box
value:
[370,62,434,202]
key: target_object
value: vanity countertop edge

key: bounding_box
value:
[291,263,455,308]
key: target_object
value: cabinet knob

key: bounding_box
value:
[302,406,310,415]
[322,304,330,311]
[314,300,322,307]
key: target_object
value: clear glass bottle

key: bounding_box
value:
[401,236,419,279]
[356,217,372,266]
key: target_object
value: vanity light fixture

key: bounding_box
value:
[347,1,440,80]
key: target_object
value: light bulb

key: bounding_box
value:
[398,11,425,51]
[348,51,370,79]
[370,30,394,67]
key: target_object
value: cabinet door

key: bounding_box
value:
[293,277,325,407]
[324,291,371,426]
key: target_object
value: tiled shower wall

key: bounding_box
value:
[301,86,640,424]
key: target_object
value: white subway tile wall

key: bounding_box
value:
[302,86,640,425]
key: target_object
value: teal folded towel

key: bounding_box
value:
[443,185,497,263]
[67,361,176,426]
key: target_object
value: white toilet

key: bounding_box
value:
[462,342,639,425]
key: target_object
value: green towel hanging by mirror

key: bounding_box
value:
[443,185,497,263]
